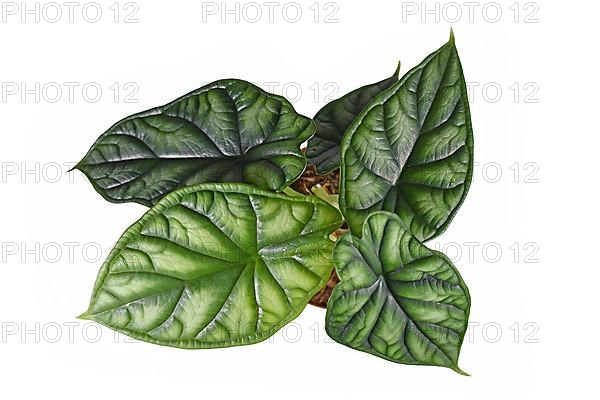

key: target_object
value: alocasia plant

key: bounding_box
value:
[326,212,470,374]
[339,34,473,241]
[79,183,342,348]
[76,32,474,374]
[306,63,400,174]
[75,79,315,206]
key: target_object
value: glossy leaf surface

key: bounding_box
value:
[339,37,473,240]
[326,212,470,373]
[76,80,315,206]
[306,64,400,174]
[80,183,342,348]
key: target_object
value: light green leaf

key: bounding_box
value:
[339,36,473,241]
[75,79,315,206]
[326,211,470,374]
[80,183,342,349]
[306,63,400,175]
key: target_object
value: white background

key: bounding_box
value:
[0,0,597,398]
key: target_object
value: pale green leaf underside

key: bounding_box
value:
[326,212,470,373]
[76,79,316,206]
[81,183,342,349]
[306,63,400,175]
[339,38,473,241]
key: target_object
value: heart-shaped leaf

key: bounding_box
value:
[79,183,342,348]
[75,79,316,206]
[326,211,470,374]
[339,36,473,241]
[306,63,400,175]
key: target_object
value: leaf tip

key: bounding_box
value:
[453,365,470,376]
[393,61,401,78]
[449,27,456,43]
[67,163,80,173]
[77,311,92,320]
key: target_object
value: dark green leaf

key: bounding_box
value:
[306,63,400,175]
[75,80,316,206]
[80,183,342,349]
[326,211,470,374]
[339,36,473,241]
